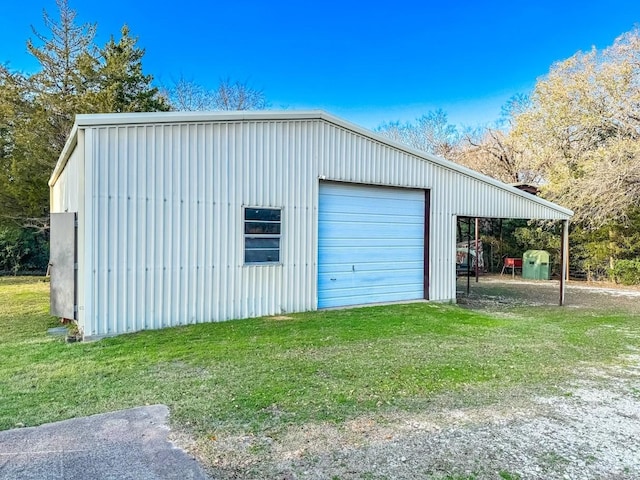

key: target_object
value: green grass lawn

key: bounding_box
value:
[1,276,639,437]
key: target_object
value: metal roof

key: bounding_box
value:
[49,110,573,218]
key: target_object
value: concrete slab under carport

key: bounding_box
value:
[0,405,209,480]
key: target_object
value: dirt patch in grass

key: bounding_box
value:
[180,353,640,480]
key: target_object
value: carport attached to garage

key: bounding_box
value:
[318,182,427,308]
[49,110,573,338]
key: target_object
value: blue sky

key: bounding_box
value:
[2,1,640,129]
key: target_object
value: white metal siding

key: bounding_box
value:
[73,117,570,336]
[318,183,424,308]
[51,143,80,213]
[50,131,87,334]
[85,122,317,336]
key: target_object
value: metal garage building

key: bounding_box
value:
[49,111,572,338]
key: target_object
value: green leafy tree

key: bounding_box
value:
[27,0,97,153]
[82,25,169,113]
[0,224,49,275]
[0,0,96,231]
[1,1,169,273]
[0,66,54,229]
[1,2,168,231]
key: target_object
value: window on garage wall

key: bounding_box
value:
[244,207,281,264]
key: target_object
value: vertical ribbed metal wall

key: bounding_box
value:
[71,117,569,337]
[51,146,80,213]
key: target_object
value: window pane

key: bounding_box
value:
[245,237,280,249]
[245,208,281,222]
[244,207,281,264]
[245,222,281,234]
[245,249,280,263]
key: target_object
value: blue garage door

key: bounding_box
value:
[318,182,425,308]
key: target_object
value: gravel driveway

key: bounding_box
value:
[278,355,640,479]
[195,353,640,480]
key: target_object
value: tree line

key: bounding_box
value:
[0,0,267,273]
[1,1,638,284]
[378,30,640,284]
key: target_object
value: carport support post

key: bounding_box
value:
[560,220,569,306]
[475,217,479,282]
[466,218,471,296]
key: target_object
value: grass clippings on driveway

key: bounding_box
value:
[1,275,639,479]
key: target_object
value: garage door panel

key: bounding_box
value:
[321,196,424,208]
[321,184,423,202]
[320,221,423,238]
[319,269,422,288]
[319,247,424,265]
[321,208,424,219]
[319,261,422,276]
[319,285,424,309]
[319,237,423,248]
[320,210,425,224]
[318,183,425,308]
[330,280,423,296]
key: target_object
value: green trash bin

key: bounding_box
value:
[522,250,551,280]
